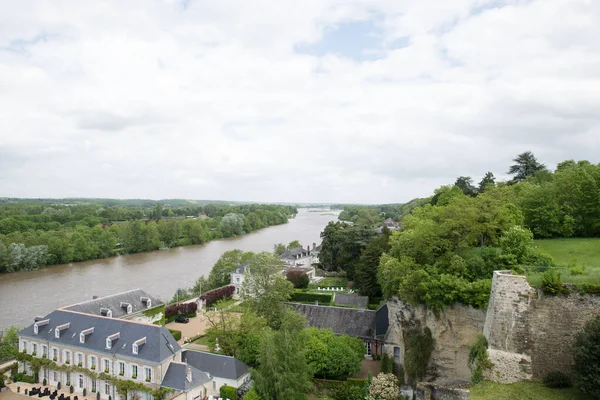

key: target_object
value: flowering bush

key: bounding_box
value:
[165,302,198,318]
[200,285,235,307]
[368,373,399,400]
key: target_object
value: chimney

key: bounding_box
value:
[186,367,192,383]
[313,243,316,250]
[93,295,99,300]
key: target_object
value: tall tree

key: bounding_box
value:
[273,243,286,256]
[242,252,294,328]
[354,227,391,297]
[287,240,301,250]
[319,222,374,280]
[478,172,496,193]
[253,310,312,400]
[508,151,547,184]
[455,176,478,197]
[207,249,255,289]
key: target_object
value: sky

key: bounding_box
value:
[1,0,599,204]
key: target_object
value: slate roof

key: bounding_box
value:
[19,309,180,364]
[280,247,309,259]
[333,293,369,309]
[161,362,211,391]
[232,262,248,274]
[62,289,163,319]
[288,303,376,338]
[183,350,250,380]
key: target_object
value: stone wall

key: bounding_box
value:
[415,382,469,400]
[385,299,486,381]
[484,270,600,381]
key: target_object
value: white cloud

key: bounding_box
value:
[0,0,599,203]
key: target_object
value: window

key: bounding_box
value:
[77,353,83,367]
[119,362,125,376]
[212,381,216,390]
[394,346,401,360]
[106,338,112,350]
[132,344,138,355]
[236,277,240,283]
[90,356,97,370]
[365,342,372,356]
[21,341,27,353]
[53,372,58,382]
[146,300,151,308]
[64,351,71,364]
[43,369,48,379]
[79,375,84,389]
[66,372,71,385]
[144,367,151,382]
[104,359,110,373]
[131,365,138,379]
[91,379,96,393]
[105,384,110,396]
[32,343,37,356]
[52,348,59,362]
[42,345,48,358]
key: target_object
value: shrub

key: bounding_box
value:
[70,385,74,394]
[573,315,600,397]
[0,374,5,389]
[43,378,47,386]
[543,371,572,388]
[243,388,260,400]
[57,382,61,390]
[404,327,433,382]
[541,269,565,295]
[164,301,198,318]
[13,373,35,384]
[469,334,492,384]
[368,373,399,400]
[168,329,182,341]
[83,388,87,396]
[289,292,332,304]
[200,285,235,307]
[220,385,237,400]
[569,266,584,276]
[287,269,309,289]
[380,353,393,374]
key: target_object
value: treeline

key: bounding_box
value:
[335,204,404,226]
[321,153,600,310]
[0,202,296,273]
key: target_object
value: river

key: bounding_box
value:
[0,208,339,332]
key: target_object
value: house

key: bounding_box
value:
[279,243,320,267]
[16,290,240,400]
[183,350,251,397]
[375,218,401,234]
[230,262,248,299]
[287,303,389,358]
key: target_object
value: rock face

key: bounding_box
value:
[416,382,470,400]
[385,299,486,381]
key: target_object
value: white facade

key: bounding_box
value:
[206,371,251,398]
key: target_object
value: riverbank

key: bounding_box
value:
[0,209,339,332]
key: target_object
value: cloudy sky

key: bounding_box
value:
[1,0,599,204]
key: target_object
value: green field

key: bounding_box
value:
[527,238,600,287]
[470,381,590,400]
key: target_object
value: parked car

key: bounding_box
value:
[175,316,190,323]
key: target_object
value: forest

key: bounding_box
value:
[321,153,600,310]
[0,200,296,273]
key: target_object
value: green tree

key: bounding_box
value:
[0,326,20,360]
[478,172,496,193]
[319,222,374,279]
[273,243,286,256]
[220,213,245,237]
[354,227,391,297]
[208,250,255,289]
[455,176,477,197]
[508,151,547,184]
[242,252,294,329]
[287,240,301,250]
[253,310,312,400]
[573,315,600,397]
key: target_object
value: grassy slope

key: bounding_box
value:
[470,382,590,400]
[528,238,600,286]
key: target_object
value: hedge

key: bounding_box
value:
[168,329,182,341]
[165,302,197,318]
[13,373,36,384]
[290,292,332,303]
[200,285,235,307]
[220,385,237,400]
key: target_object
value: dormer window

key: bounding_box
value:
[100,308,113,318]
[106,332,120,349]
[141,297,152,308]
[79,327,94,343]
[132,337,146,355]
[120,302,132,314]
[54,323,70,338]
[34,319,49,335]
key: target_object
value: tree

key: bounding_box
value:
[508,151,547,184]
[455,176,477,197]
[242,252,294,329]
[573,315,600,397]
[0,326,20,360]
[243,388,261,400]
[305,328,364,380]
[253,310,312,400]
[220,213,245,237]
[354,228,391,297]
[208,250,255,289]
[478,172,496,193]
[319,222,374,279]
[273,243,286,256]
[286,269,309,289]
[287,240,301,250]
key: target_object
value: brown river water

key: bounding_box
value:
[0,208,339,332]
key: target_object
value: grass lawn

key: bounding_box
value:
[470,381,591,400]
[310,277,349,289]
[212,297,236,309]
[193,335,210,346]
[528,238,600,286]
